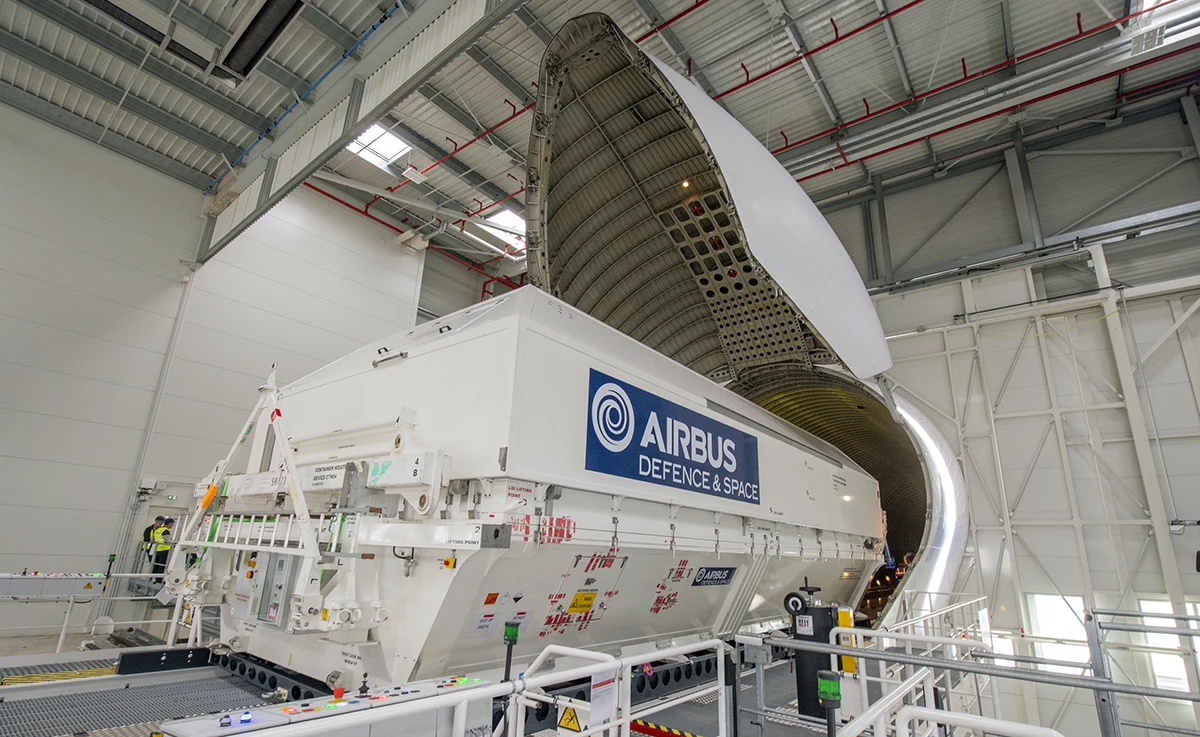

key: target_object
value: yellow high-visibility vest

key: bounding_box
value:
[153,526,171,552]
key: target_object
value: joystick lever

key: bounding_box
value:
[358,674,370,697]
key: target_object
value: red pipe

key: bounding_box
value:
[713,0,931,100]
[467,187,525,217]
[303,182,523,290]
[303,182,406,234]
[812,69,1200,205]
[769,0,1186,156]
[374,1,724,200]
[798,41,1200,183]
[634,0,715,43]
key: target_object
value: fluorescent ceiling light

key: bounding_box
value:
[347,124,412,171]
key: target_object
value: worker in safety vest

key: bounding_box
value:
[151,518,175,583]
[142,516,164,566]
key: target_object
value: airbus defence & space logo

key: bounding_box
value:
[585,369,760,504]
[590,382,635,452]
[692,566,737,587]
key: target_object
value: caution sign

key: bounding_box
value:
[568,590,597,614]
[558,706,583,733]
[83,582,93,589]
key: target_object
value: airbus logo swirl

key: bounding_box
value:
[590,382,635,452]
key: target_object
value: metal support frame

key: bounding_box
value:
[298,4,362,56]
[0,27,243,162]
[1005,129,1045,248]
[416,84,526,165]
[10,0,271,133]
[873,175,893,283]
[383,115,524,215]
[766,2,843,126]
[632,0,723,102]
[874,0,916,98]
[465,46,534,106]
[514,7,553,46]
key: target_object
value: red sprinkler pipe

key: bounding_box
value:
[810,68,1200,206]
[372,1,724,198]
[797,40,1200,184]
[713,0,931,100]
[634,0,715,43]
[770,0,1187,155]
[303,182,523,290]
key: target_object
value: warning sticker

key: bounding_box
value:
[83,582,93,589]
[568,590,598,614]
[483,592,499,606]
[558,706,582,732]
[467,613,498,637]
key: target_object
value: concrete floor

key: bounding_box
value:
[0,634,91,657]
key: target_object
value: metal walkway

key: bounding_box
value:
[0,671,269,737]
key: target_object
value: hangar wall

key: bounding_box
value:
[0,110,424,632]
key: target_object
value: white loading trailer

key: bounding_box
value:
[167,287,885,689]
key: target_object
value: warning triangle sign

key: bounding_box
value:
[83,583,93,589]
[558,707,582,732]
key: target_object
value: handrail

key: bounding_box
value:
[236,639,727,737]
[829,626,1003,719]
[736,634,1200,702]
[838,667,933,737]
[895,705,1066,737]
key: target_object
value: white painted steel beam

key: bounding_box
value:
[10,0,272,133]
[0,27,243,162]
[201,0,529,263]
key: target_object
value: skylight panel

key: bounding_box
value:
[347,124,412,171]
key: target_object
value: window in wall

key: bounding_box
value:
[1027,593,1089,673]
[1138,600,1199,692]
[347,124,411,171]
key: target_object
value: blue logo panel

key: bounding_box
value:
[692,566,738,587]
[585,369,760,504]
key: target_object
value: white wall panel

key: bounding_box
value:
[874,258,1200,734]
[142,185,424,485]
[418,247,484,319]
[0,104,201,604]
[1030,116,1200,238]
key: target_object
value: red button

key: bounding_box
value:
[334,687,345,699]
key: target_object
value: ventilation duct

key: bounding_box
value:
[222,0,305,78]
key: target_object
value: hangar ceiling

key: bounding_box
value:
[1,0,1197,268]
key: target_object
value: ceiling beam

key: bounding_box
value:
[417,83,525,166]
[514,6,554,45]
[12,0,271,133]
[0,27,243,162]
[873,0,915,98]
[465,45,533,105]
[629,0,723,102]
[297,4,361,56]
[813,95,1188,212]
[0,80,210,188]
[134,0,315,97]
[764,1,843,126]
[1000,0,1017,77]
[384,114,524,215]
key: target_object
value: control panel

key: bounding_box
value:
[160,676,489,737]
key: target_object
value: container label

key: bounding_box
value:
[691,566,737,587]
[585,369,760,504]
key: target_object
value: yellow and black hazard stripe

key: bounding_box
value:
[630,718,703,737]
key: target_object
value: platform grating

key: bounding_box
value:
[0,675,269,737]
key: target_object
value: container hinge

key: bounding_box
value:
[669,523,676,554]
